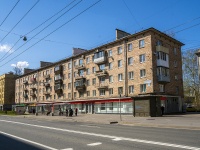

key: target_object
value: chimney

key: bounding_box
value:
[40,61,53,68]
[116,29,131,40]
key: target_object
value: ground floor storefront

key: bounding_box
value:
[12,95,183,117]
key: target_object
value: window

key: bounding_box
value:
[175,75,178,80]
[139,39,145,48]
[176,86,179,94]
[117,46,122,54]
[79,92,84,97]
[92,67,96,73]
[79,59,83,65]
[79,69,84,76]
[140,69,146,78]
[86,57,90,64]
[92,56,94,62]
[157,52,167,61]
[94,51,104,59]
[68,93,71,98]
[128,71,134,79]
[68,83,71,89]
[99,77,105,83]
[118,87,123,95]
[118,60,122,67]
[159,84,164,92]
[109,75,113,83]
[174,48,177,55]
[100,89,105,96]
[86,68,90,75]
[108,50,112,57]
[118,73,123,81]
[63,84,66,89]
[86,80,90,86]
[129,85,134,94]
[140,84,146,93]
[92,78,96,85]
[87,91,90,97]
[101,103,105,110]
[68,73,71,78]
[99,64,105,70]
[139,54,145,63]
[68,63,71,69]
[128,57,133,65]
[108,62,113,70]
[74,92,77,98]
[74,60,77,66]
[128,43,132,51]
[174,61,177,67]
[109,88,113,95]
[93,90,96,96]
[156,40,162,46]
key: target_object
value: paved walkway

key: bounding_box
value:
[18,112,200,130]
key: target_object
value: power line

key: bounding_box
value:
[0,0,102,68]
[0,0,40,43]
[0,0,82,62]
[0,0,20,27]
[122,0,142,29]
[174,22,200,34]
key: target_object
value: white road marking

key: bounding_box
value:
[80,125,100,128]
[60,148,73,150]
[87,142,102,146]
[0,131,57,150]
[0,120,199,150]
[112,138,122,141]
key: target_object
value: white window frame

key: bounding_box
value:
[117,46,122,54]
[140,84,146,93]
[139,39,145,48]
[118,73,123,81]
[129,71,134,79]
[100,89,105,96]
[118,60,122,68]
[109,88,113,95]
[129,85,134,94]
[128,43,133,51]
[139,54,146,63]
[109,75,113,83]
[108,62,113,70]
[128,57,133,65]
[140,69,146,78]
[86,57,90,64]
[108,50,112,57]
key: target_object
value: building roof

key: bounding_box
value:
[17,27,184,79]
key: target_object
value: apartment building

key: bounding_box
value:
[0,73,16,111]
[15,27,184,116]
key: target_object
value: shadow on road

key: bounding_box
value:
[0,134,44,150]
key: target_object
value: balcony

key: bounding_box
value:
[23,81,28,84]
[30,92,36,97]
[76,84,86,91]
[44,91,51,95]
[54,65,63,75]
[23,94,28,99]
[30,85,37,90]
[156,45,169,54]
[44,74,50,79]
[44,82,50,87]
[96,82,109,89]
[55,88,62,94]
[157,59,169,68]
[95,70,108,77]
[30,78,37,83]
[157,75,170,83]
[75,75,86,80]
[75,64,85,70]
[94,56,107,64]
[23,88,28,91]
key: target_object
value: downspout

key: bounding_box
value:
[124,39,128,96]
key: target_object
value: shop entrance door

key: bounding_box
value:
[87,103,94,114]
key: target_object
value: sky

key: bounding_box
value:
[0,0,200,74]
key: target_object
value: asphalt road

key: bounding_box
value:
[0,116,200,150]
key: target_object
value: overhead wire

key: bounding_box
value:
[0,0,20,27]
[0,0,80,62]
[0,0,40,43]
[0,0,102,68]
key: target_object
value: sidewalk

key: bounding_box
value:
[18,112,200,130]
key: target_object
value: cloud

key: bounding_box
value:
[0,44,12,53]
[11,61,29,68]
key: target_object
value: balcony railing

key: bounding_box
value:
[157,75,170,83]
[75,84,86,91]
[94,56,107,64]
[96,82,109,89]
[75,63,85,70]
[44,82,50,87]
[30,92,36,97]
[23,81,28,84]
[44,74,50,79]
[44,91,51,95]
[75,75,86,80]
[55,88,62,94]
[54,65,63,74]
[156,45,169,54]
[95,70,108,77]
[30,85,37,90]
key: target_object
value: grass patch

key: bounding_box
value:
[0,111,17,115]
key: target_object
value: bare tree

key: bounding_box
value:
[182,49,200,110]
[13,66,23,75]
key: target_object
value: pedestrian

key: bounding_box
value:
[66,108,68,117]
[161,105,165,116]
[75,108,78,116]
